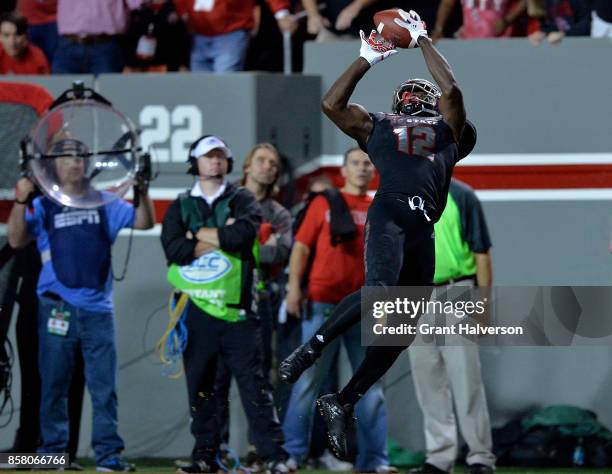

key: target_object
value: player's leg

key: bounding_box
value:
[343,324,389,472]
[315,345,404,461]
[336,208,435,407]
[316,211,436,461]
[311,197,410,460]
[279,198,404,383]
[278,289,362,383]
[283,302,342,464]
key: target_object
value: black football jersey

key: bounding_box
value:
[360,112,461,223]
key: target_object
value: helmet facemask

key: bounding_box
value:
[392,79,442,117]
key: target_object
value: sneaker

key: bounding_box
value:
[466,464,494,474]
[279,341,321,383]
[96,457,136,472]
[317,449,353,471]
[267,460,291,474]
[316,393,357,462]
[176,459,219,474]
[284,457,299,472]
[407,464,449,474]
[354,465,398,474]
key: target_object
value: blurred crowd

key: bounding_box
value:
[0,0,610,76]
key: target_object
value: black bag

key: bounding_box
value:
[489,406,612,468]
[293,188,356,245]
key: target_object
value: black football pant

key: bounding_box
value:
[310,194,435,406]
[182,302,287,463]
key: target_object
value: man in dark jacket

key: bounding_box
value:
[160,135,290,474]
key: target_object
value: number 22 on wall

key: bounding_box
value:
[393,125,436,161]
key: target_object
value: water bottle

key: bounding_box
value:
[573,437,585,467]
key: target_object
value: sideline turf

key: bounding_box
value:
[15,466,612,473]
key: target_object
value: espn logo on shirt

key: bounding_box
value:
[54,210,100,229]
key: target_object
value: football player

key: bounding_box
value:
[279,9,476,461]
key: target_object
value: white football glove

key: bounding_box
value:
[359,30,398,66]
[393,9,428,48]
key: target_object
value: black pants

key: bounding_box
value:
[314,195,435,406]
[214,287,279,447]
[182,303,286,462]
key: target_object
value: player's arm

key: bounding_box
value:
[418,37,466,142]
[394,10,466,143]
[321,31,396,144]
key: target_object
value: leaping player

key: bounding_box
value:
[279,9,477,461]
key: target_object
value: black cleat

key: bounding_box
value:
[316,393,357,462]
[279,341,321,383]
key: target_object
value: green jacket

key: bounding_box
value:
[161,183,262,322]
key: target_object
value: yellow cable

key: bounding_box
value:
[156,291,189,378]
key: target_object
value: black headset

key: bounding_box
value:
[187,135,233,175]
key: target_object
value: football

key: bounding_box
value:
[373,8,412,48]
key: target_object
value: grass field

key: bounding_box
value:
[9,464,612,474]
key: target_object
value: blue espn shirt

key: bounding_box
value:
[26,196,135,314]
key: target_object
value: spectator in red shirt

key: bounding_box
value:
[432,0,527,41]
[0,12,50,74]
[174,0,296,72]
[282,148,394,473]
[17,0,58,64]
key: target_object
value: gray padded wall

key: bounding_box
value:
[304,38,612,155]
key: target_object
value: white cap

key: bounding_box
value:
[190,136,232,159]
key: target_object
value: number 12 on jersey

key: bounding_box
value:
[393,125,436,161]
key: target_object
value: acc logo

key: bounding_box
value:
[179,252,232,283]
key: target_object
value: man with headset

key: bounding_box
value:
[160,135,290,474]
